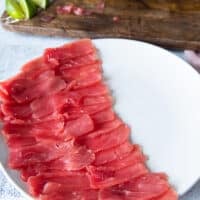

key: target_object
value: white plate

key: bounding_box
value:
[1,39,200,199]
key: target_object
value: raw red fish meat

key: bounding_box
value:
[61,62,101,81]
[0,106,4,120]
[88,163,148,188]
[1,103,31,120]
[9,140,94,170]
[3,116,64,136]
[94,142,133,166]
[83,95,112,106]
[78,124,130,152]
[156,188,178,200]
[0,39,177,200]
[72,82,109,97]
[39,188,98,200]
[0,71,66,104]
[99,173,170,200]
[64,114,94,137]
[91,108,115,124]
[84,118,123,139]
[99,146,146,170]
[28,171,91,196]
[7,135,37,148]
[44,39,96,66]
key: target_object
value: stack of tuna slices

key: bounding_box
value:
[0,39,178,200]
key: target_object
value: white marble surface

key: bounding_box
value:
[0,1,199,200]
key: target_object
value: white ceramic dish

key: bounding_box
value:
[0,39,200,199]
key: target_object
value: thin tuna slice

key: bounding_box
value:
[59,52,99,69]
[44,39,96,65]
[1,71,66,104]
[88,163,148,189]
[3,117,64,137]
[21,57,54,78]
[91,108,115,124]
[39,188,98,200]
[43,182,98,196]
[7,135,37,148]
[1,103,31,120]
[27,171,91,196]
[65,102,112,121]
[0,89,10,103]
[83,95,112,106]
[78,124,130,152]
[64,114,94,138]
[94,142,133,166]
[99,173,170,200]
[83,102,112,115]
[61,62,101,80]
[156,188,178,200]
[30,91,68,119]
[71,72,102,90]
[100,146,146,170]
[9,140,95,170]
[72,83,109,97]
[83,118,123,139]
[0,106,4,120]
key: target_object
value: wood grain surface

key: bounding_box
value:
[1,0,200,50]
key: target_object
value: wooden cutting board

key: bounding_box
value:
[1,0,200,50]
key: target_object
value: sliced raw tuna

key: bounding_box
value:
[43,182,99,196]
[100,146,146,170]
[21,163,49,181]
[83,102,112,115]
[30,91,68,119]
[59,52,99,70]
[99,173,170,200]
[0,39,177,200]
[78,124,130,152]
[71,71,102,90]
[9,144,59,168]
[60,62,101,81]
[88,163,148,188]
[72,83,109,97]
[0,89,10,103]
[94,142,133,166]
[0,106,4,120]
[84,118,123,139]
[9,140,95,170]
[44,39,96,66]
[7,135,37,148]
[1,103,31,120]
[83,95,112,106]
[91,108,115,124]
[28,171,91,196]
[3,117,64,137]
[63,114,94,138]
[0,71,66,103]
[63,107,86,121]
[21,57,54,78]
[49,147,95,171]
[156,188,178,200]
[65,102,112,121]
[39,189,99,200]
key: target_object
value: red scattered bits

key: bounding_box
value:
[56,6,64,14]
[62,4,74,14]
[113,16,120,22]
[56,0,105,16]
[56,4,75,15]
[73,7,85,16]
